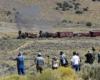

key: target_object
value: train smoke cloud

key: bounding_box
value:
[15,5,41,30]
[15,12,22,30]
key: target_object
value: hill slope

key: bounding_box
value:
[0,0,100,35]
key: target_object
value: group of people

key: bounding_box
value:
[13,50,100,75]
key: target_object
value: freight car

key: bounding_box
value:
[74,33,91,37]
[90,30,100,37]
[74,30,100,37]
[57,32,73,38]
[39,31,73,38]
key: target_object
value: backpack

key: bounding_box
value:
[64,58,68,66]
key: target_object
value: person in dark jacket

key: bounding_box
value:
[60,51,68,67]
[13,51,26,75]
[85,51,93,64]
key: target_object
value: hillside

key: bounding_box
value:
[0,0,100,36]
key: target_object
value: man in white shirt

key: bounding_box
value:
[71,51,80,72]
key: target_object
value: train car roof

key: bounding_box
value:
[90,30,100,32]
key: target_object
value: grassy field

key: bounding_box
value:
[0,37,99,77]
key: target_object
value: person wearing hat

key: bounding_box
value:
[85,51,93,64]
[35,53,45,73]
[52,56,59,70]
[13,51,26,75]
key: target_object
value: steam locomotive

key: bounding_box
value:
[18,30,100,39]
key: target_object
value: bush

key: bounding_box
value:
[62,7,66,11]
[55,7,59,10]
[9,20,12,22]
[83,7,88,11]
[7,11,11,16]
[13,8,16,11]
[63,1,69,7]
[76,11,83,14]
[62,20,67,23]
[69,5,73,8]
[92,0,96,1]
[0,67,84,80]
[86,22,92,26]
[57,2,62,8]
[79,63,100,80]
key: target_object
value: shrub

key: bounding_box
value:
[83,7,88,11]
[69,5,73,8]
[63,1,69,7]
[86,22,92,26]
[1,67,84,80]
[66,8,69,10]
[62,7,66,11]
[62,20,67,23]
[79,63,100,80]
[92,0,96,1]
[57,2,62,8]
[55,7,59,10]
[7,11,11,16]
[76,11,83,14]
[9,20,12,22]
[13,8,16,11]
[69,21,72,23]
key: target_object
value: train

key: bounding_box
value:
[17,30,100,39]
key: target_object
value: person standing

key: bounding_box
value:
[35,53,45,73]
[52,56,59,70]
[76,53,81,71]
[71,51,80,72]
[98,52,100,63]
[13,51,26,75]
[60,51,68,67]
[85,51,93,64]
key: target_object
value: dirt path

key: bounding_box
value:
[9,41,34,53]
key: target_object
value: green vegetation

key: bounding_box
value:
[62,20,67,23]
[92,0,96,1]
[56,2,62,8]
[0,67,84,80]
[83,7,88,11]
[76,11,83,14]
[86,22,92,26]
[55,7,59,10]
[63,1,69,8]
[69,5,73,8]
[13,8,16,11]
[56,1,74,11]
[7,11,11,16]
[79,63,100,80]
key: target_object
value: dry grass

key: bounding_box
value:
[0,0,100,78]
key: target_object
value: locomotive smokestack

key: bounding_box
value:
[18,30,22,39]
[39,30,42,38]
